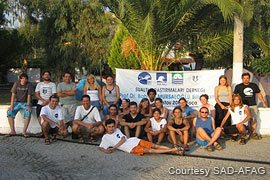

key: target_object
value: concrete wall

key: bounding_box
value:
[0,105,270,135]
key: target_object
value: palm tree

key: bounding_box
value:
[102,0,239,70]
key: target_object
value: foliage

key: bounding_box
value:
[108,25,140,73]
[102,0,240,70]
[4,0,113,81]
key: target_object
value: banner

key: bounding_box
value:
[116,68,225,110]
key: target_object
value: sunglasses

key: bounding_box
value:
[200,111,208,114]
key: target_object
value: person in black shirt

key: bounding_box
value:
[234,72,268,139]
[120,101,147,138]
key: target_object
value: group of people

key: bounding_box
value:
[5,71,268,156]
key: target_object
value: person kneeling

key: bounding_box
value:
[144,108,167,145]
[220,94,250,145]
[72,95,104,142]
[194,107,223,151]
[99,119,183,156]
[41,95,68,145]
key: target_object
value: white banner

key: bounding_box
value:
[116,68,225,110]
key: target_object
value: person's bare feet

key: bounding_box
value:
[5,131,16,137]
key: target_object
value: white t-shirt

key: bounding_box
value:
[99,128,140,153]
[35,82,57,105]
[229,105,248,126]
[40,105,63,128]
[149,117,167,131]
[74,105,101,123]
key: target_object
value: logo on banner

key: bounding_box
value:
[156,73,167,85]
[138,72,152,85]
[172,73,184,85]
[191,75,199,83]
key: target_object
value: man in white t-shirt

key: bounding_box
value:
[99,119,183,156]
[40,95,67,145]
[35,71,57,127]
[72,95,104,142]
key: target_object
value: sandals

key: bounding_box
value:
[214,143,223,150]
[231,136,238,142]
[239,138,246,145]
[183,145,190,151]
[79,137,84,143]
[5,133,16,137]
[205,145,213,152]
[45,139,50,145]
[250,133,262,140]
[175,145,184,155]
[89,135,97,142]
[23,134,29,138]
[52,135,57,142]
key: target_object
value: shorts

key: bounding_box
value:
[196,132,213,146]
[249,106,258,119]
[130,140,153,156]
[36,104,43,117]
[224,125,247,135]
[60,104,77,123]
[49,127,59,134]
[7,102,31,118]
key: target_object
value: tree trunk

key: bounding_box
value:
[232,14,244,88]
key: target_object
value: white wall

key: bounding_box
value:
[0,105,270,135]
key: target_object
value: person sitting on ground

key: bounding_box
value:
[177,97,195,140]
[194,107,223,151]
[118,98,130,117]
[102,104,121,128]
[198,94,215,119]
[40,95,68,145]
[155,98,169,120]
[6,73,33,137]
[120,101,147,138]
[144,108,167,145]
[83,74,102,110]
[138,98,152,118]
[220,94,251,145]
[147,88,157,108]
[72,95,104,142]
[99,119,183,156]
[168,107,190,151]
[102,75,120,115]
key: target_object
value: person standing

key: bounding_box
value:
[147,88,157,108]
[83,74,102,109]
[102,75,120,115]
[6,73,33,137]
[57,72,77,129]
[234,72,268,139]
[35,71,56,127]
[214,75,232,127]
